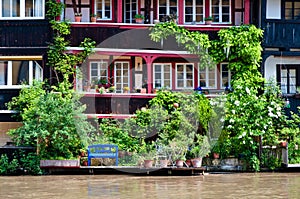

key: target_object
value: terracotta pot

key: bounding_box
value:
[75,16,82,22]
[144,160,154,168]
[176,160,184,168]
[159,159,169,167]
[91,17,97,22]
[135,18,143,24]
[280,141,288,148]
[205,20,212,25]
[185,159,192,167]
[213,153,220,159]
[82,161,88,166]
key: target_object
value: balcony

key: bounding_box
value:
[68,23,225,48]
[0,20,52,55]
[263,20,300,50]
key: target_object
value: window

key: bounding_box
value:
[114,61,130,93]
[153,63,172,89]
[285,0,300,20]
[184,0,204,23]
[124,0,138,23]
[1,0,44,19]
[90,61,108,86]
[210,0,231,23]
[277,65,300,94]
[0,60,42,87]
[158,0,178,21]
[96,0,112,20]
[220,63,232,88]
[199,65,216,88]
[176,63,194,89]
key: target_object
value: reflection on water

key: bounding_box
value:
[1,173,300,198]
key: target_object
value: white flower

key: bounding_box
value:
[232,110,236,114]
[227,125,233,129]
[220,118,225,122]
[243,140,246,144]
[246,87,250,94]
[229,118,235,123]
[242,131,246,137]
[234,100,240,106]
[277,112,282,117]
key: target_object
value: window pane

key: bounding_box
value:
[12,61,29,85]
[0,61,7,85]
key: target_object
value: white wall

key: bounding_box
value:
[266,0,281,19]
[264,55,300,81]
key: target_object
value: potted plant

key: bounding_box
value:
[75,12,82,22]
[190,135,211,167]
[80,157,88,166]
[108,86,116,93]
[134,14,144,24]
[90,13,97,22]
[123,86,130,93]
[204,16,213,25]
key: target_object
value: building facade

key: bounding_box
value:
[0,0,254,144]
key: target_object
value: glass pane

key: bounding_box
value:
[281,69,287,77]
[186,80,193,87]
[159,0,167,6]
[196,0,203,6]
[185,0,192,6]
[155,65,161,72]
[177,80,184,87]
[170,0,177,6]
[0,61,7,85]
[222,0,229,6]
[12,61,29,85]
[25,0,34,16]
[212,0,219,6]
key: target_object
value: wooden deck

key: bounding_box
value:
[42,166,206,176]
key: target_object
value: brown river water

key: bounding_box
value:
[0,172,300,199]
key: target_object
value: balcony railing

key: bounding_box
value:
[0,20,52,49]
[263,20,300,49]
[68,23,222,48]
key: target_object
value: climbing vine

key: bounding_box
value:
[7,0,97,163]
[150,23,297,171]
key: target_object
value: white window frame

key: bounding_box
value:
[220,63,232,88]
[210,0,231,23]
[124,0,138,23]
[176,63,194,89]
[198,64,217,89]
[0,60,43,88]
[0,0,45,19]
[158,0,178,21]
[153,63,172,89]
[184,0,205,24]
[114,61,130,93]
[95,0,112,20]
[90,61,108,86]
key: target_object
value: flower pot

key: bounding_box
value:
[205,20,212,25]
[91,17,97,22]
[185,159,192,167]
[159,159,169,167]
[191,158,202,168]
[213,153,220,159]
[280,141,288,148]
[144,160,154,168]
[75,16,82,22]
[135,18,144,24]
[176,160,184,168]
